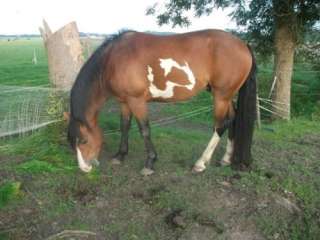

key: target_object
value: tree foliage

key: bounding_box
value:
[147,0,320,56]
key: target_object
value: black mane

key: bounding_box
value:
[67,30,134,148]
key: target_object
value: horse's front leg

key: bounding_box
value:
[136,118,157,176]
[127,97,157,176]
[111,104,132,164]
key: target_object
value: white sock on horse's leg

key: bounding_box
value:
[193,131,221,172]
[221,139,233,166]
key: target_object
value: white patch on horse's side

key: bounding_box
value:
[147,65,154,82]
[76,147,93,173]
[146,58,196,99]
[221,139,233,166]
[193,131,221,172]
[159,58,196,90]
[147,65,180,98]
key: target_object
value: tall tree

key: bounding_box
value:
[147,0,320,119]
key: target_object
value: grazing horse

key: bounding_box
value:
[65,29,257,175]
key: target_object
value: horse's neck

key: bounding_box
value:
[85,83,109,125]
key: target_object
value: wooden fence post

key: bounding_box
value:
[39,20,84,90]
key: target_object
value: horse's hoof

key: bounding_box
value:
[91,159,100,166]
[192,165,206,173]
[80,165,93,173]
[111,158,122,165]
[140,167,154,176]
[220,159,231,166]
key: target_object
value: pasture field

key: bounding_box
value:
[0,38,48,86]
[0,39,320,240]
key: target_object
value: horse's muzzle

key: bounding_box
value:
[76,147,93,173]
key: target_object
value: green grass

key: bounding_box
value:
[257,61,320,118]
[2,122,68,155]
[1,116,320,239]
[1,118,319,238]
[0,181,22,209]
[16,160,64,174]
[0,38,49,86]
[257,117,320,141]
[0,122,77,173]
[252,119,320,240]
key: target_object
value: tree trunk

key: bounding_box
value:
[40,20,84,90]
[272,1,296,120]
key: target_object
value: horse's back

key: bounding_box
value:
[107,30,252,101]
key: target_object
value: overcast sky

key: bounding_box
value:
[0,0,236,35]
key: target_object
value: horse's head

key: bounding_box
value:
[64,112,103,172]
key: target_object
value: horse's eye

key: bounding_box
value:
[77,138,88,145]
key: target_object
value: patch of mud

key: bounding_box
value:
[178,223,220,240]
[291,133,320,147]
[190,186,266,240]
[0,155,25,183]
[131,184,168,205]
[56,179,99,205]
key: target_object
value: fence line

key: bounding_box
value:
[260,101,290,114]
[259,68,320,73]
[258,97,289,106]
[104,106,212,136]
[0,95,303,138]
[0,86,53,94]
[0,120,62,138]
[1,79,318,138]
[259,105,285,118]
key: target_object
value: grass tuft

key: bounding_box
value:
[0,181,22,209]
[16,160,61,174]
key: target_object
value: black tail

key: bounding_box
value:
[231,46,257,170]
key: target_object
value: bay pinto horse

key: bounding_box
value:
[65,29,257,175]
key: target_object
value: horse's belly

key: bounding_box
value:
[148,85,206,102]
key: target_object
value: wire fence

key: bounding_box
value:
[104,106,212,136]
[1,82,319,138]
[1,65,319,138]
[0,84,66,138]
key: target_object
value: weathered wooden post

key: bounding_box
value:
[32,48,38,65]
[39,20,84,90]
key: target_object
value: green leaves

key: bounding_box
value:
[147,0,319,56]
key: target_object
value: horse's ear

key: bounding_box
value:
[63,112,70,122]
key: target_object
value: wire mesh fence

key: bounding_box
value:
[0,84,66,137]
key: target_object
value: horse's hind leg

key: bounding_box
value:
[221,103,235,166]
[192,96,232,172]
[127,97,157,176]
[111,103,132,164]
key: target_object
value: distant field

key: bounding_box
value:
[0,38,49,86]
